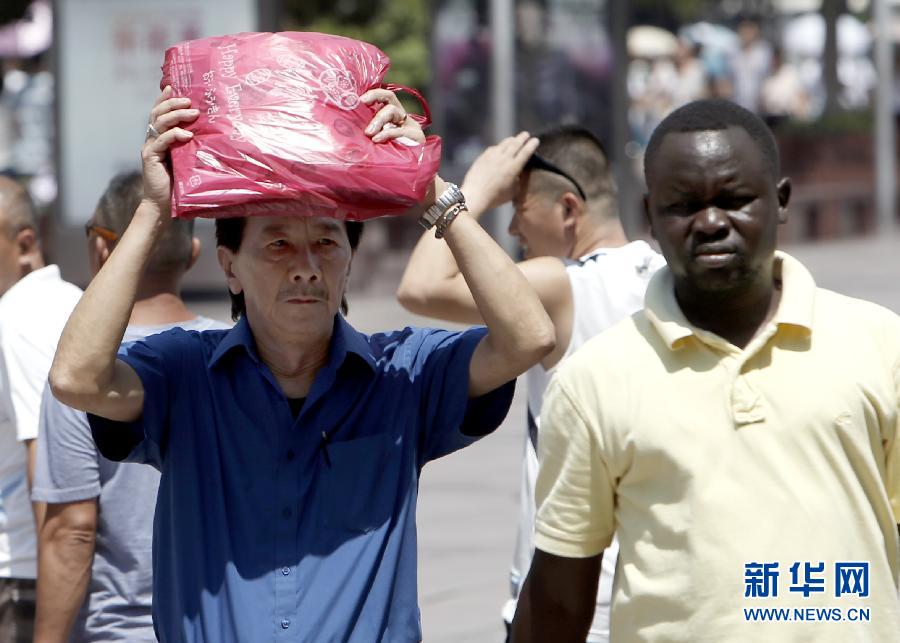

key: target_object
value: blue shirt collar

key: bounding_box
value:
[208,314,376,373]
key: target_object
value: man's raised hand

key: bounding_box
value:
[360,88,426,145]
[461,132,540,217]
[141,86,198,214]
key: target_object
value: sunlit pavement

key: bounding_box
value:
[784,234,900,312]
[185,232,900,642]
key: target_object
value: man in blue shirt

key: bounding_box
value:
[49,88,554,642]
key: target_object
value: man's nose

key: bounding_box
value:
[694,206,730,238]
[290,245,321,282]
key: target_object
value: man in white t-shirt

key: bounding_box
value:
[0,176,82,642]
[32,170,228,642]
[398,126,665,641]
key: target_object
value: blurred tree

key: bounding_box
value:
[281,0,429,91]
[630,0,777,27]
[0,0,31,27]
[630,0,705,30]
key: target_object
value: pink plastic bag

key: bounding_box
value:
[159,32,442,220]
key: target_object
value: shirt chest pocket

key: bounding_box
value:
[319,432,405,533]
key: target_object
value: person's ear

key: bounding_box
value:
[186,237,201,271]
[98,237,112,266]
[15,228,38,272]
[776,177,791,225]
[216,246,243,296]
[562,192,583,217]
[86,234,107,275]
[560,192,581,232]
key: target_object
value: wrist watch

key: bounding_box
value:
[419,183,465,230]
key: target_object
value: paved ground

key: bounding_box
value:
[784,234,900,312]
[186,232,900,643]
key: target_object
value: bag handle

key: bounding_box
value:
[381,82,432,129]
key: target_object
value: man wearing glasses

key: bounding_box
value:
[397,126,665,642]
[0,177,82,642]
[33,171,227,642]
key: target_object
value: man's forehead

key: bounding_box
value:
[648,127,766,188]
[253,216,345,235]
[655,127,750,159]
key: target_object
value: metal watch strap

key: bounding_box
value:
[419,183,465,230]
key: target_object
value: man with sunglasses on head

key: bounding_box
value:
[398,126,665,642]
[0,177,82,643]
[32,171,227,643]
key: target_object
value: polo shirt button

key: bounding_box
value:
[282,566,290,575]
[282,507,292,519]
[281,619,291,629]
[286,449,295,462]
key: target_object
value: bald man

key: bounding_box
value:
[0,177,82,643]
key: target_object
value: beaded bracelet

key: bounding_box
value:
[434,203,467,239]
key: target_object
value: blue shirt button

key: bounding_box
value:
[281,566,290,576]
[282,507,292,519]
[281,619,291,629]
[286,449,295,462]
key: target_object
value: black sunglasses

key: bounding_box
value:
[524,153,587,201]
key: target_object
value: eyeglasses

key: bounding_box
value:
[84,222,119,243]
[524,153,588,201]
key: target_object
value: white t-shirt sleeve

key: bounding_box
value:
[533,373,616,558]
[1,322,53,442]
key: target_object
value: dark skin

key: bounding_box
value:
[643,127,791,348]
[511,126,792,642]
[511,550,601,642]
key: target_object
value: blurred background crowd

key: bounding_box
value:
[0,0,898,291]
[0,0,53,206]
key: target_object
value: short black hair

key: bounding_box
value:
[644,99,780,184]
[215,217,363,321]
[95,171,195,275]
[531,125,616,203]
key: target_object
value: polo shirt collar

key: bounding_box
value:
[771,251,816,331]
[208,314,377,373]
[645,250,816,351]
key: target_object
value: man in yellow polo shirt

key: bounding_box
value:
[511,99,900,643]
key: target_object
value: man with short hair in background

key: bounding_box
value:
[398,126,664,642]
[0,176,82,643]
[32,171,228,642]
